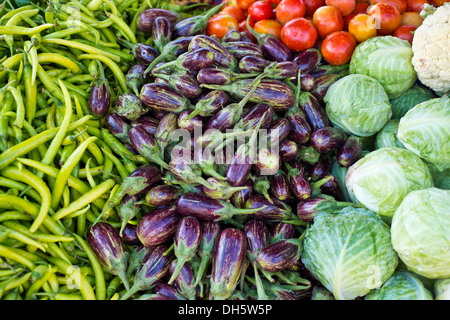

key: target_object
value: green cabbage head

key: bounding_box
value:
[349,36,417,98]
[324,74,392,137]
[345,147,434,220]
[397,95,450,171]
[391,188,450,279]
[389,84,435,119]
[435,278,450,300]
[375,119,405,149]
[365,271,433,300]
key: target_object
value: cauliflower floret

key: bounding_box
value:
[411,3,450,96]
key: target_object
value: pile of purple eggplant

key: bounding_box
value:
[86,5,364,300]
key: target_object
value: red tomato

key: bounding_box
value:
[352,2,370,12]
[393,24,417,43]
[268,0,282,4]
[343,13,357,29]
[313,6,344,38]
[348,13,377,42]
[321,31,357,65]
[325,0,356,16]
[367,3,402,35]
[304,0,326,16]
[237,0,257,10]
[254,19,283,38]
[220,5,246,22]
[400,11,423,26]
[248,1,274,21]
[370,0,407,13]
[206,14,240,38]
[406,0,429,12]
[280,17,317,51]
[276,0,306,24]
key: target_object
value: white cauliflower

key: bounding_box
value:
[411,3,450,96]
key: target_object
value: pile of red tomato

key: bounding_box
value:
[206,0,448,65]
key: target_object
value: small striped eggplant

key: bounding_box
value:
[139,83,194,114]
[104,113,131,143]
[136,205,179,247]
[118,194,141,236]
[262,61,299,80]
[269,222,296,243]
[224,144,253,187]
[177,110,202,133]
[168,216,202,284]
[300,73,315,92]
[172,3,226,37]
[221,29,242,42]
[337,135,363,167]
[222,41,263,60]
[256,236,304,273]
[88,73,110,118]
[145,184,182,207]
[121,223,141,246]
[209,228,247,300]
[154,71,201,99]
[144,37,193,73]
[279,140,298,163]
[285,106,312,144]
[197,67,254,85]
[129,126,169,169]
[168,260,198,300]
[296,195,336,222]
[317,174,343,201]
[136,8,181,33]
[152,16,172,53]
[193,221,221,295]
[309,63,349,78]
[187,89,228,119]
[131,116,159,136]
[203,177,248,200]
[298,91,330,131]
[230,181,254,209]
[120,244,173,300]
[238,55,271,74]
[176,192,266,221]
[310,74,341,103]
[153,48,215,74]
[234,103,274,132]
[155,113,178,156]
[267,118,292,146]
[87,222,129,290]
[310,126,347,153]
[126,64,149,96]
[115,93,147,121]
[270,171,291,202]
[245,194,293,222]
[188,34,236,69]
[122,41,159,65]
[150,283,187,300]
[309,156,332,182]
[127,245,154,277]
[240,31,253,43]
[244,219,269,257]
[121,164,162,197]
[292,48,322,73]
[285,162,312,201]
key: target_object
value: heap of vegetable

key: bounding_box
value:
[0,0,448,302]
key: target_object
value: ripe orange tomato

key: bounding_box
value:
[370,0,407,13]
[312,6,344,38]
[281,17,317,51]
[400,11,423,26]
[206,14,240,38]
[393,24,417,43]
[367,2,402,35]
[348,13,377,42]
[254,19,283,38]
[406,0,429,12]
[321,31,357,65]
[220,5,247,22]
[276,0,306,24]
[237,0,257,10]
[325,0,356,16]
[304,0,326,15]
[352,2,370,12]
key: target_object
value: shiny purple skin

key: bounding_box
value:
[165,72,202,99]
[136,206,179,247]
[270,171,291,202]
[174,216,202,259]
[286,163,311,200]
[172,4,225,38]
[127,164,162,196]
[126,64,149,96]
[209,228,247,300]
[245,194,293,221]
[136,8,181,33]
[300,73,315,92]
[319,174,343,201]
[256,239,301,273]
[152,16,172,52]
[121,223,141,246]
[197,68,236,85]
[240,32,253,43]
[86,222,128,277]
[104,113,130,142]
[337,135,363,167]
[168,260,197,300]
[238,55,271,73]
[297,195,335,222]
[152,283,187,300]
[270,222,296,243]
[192,89,228,118]
[221,29,242,42]
[311,74,341,103]
[260,36,292,62]
[265,61,299,79]
[177,110,202,133]
[222,41,263,60]
[267,118,292,145]
[180,48,215,71]
[131,116,159,136]
[298,92,330,131]
[309,156,332,182]
[225,149,252,187]
[155,113,178,148]
[279,140,298,163]
[310,126,347,153]
[285,106,312,144]
[88,80,110,117]
[238,103,274,131]
[145,184,182,207]
[140,83,193,114]
[292,48,322,74]
[134,43,159,65]
[230,181,254,209]
[244,219,269,256]
[115,92,146,121]
[188,34,234,69]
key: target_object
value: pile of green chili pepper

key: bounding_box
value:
[0,0,204,300]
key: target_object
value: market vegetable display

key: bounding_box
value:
[0,0,448,302]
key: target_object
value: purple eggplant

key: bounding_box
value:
[209,228,247,300]
[221,28,242,42]
[120,40,159,65]
[197,68,245,85]
[87,222,129,290]
[296,195,336,222]
[154,71,201,99]
[309,156,332,182]
[121,223,141,246]
[222,41,263,60]
[153,48,216,74]
[300,73,315,92]
[235,103,274,132]
[127,245,156,278]
[203,177,248,200]
[187,89,228,119]
[292,48,322,73]
[270,222,296,243]
[245,194,293,222]
[136,205,179,247]
[136,8,181,33]
[129,126,168,169]
[144,37,193,73]
[168,260,198,300]
[285,162,311,200]
[279,140,298,163]
[145,184,182,207]
[172,3,226,37]
[124,165,162,196]
[140,82,193,114]
[245,17,292,62]
[224,144,253,188]
[104,113,131,143]
[270,171,291,202]
[115,92,147,121]
[177,110,202,133]
[126,64,149,96]
[146,283,187,300]
[262,61,299,80]
[193,221,221,296]
[318,174,343,201]
[311,74,341,103]
[176,192,266,221]
[168,216,202,284]
[239,55,271,74]
[309,63,349,78]
[120,244,173,300]
[337,135,363,167]
[244,219,270,257]
[131,116,159,136]
[267,117,292,146]
[188,34,236,70]
[310,126,347,153]
[88,73,110,117]
[256,237,303,273]
[230,181,254,209]
[285,106,312,144]
[152,16,172,53]
[298,91,330,131]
